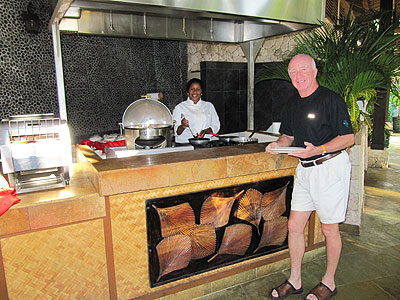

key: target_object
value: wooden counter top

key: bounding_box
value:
[0,143,298,237]
[93,143,270,171]
[0,163,105,237]
[77,143,299,197]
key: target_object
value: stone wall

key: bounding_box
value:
[343,124,368,233]
[0,1,59,119]
[368,149,389,168]
[187,33,297,79]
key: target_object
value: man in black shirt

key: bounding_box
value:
[267,54,354,300]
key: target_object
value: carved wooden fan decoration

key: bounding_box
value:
[200,190,245,228]
[234,188,263,229]
[208,223,252,262]
[255,216,288,253]
[153,203,195,238]
[190,224,217,260]
[156,235,192,281]
[261,183,289,221]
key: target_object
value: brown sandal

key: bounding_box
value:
[304,282,337,300]
[270,280,303,299]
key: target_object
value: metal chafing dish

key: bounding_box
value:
[122,98,173,149]
[0,114,71,193]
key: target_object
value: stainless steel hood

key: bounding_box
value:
[49,0,326,42]
[48,0,325,131]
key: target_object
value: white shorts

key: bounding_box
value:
[291,151,351,224]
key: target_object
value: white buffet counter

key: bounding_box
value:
[102,131,279,159]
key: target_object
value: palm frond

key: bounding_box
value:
[255,62,290,83]
[256,8,400,132]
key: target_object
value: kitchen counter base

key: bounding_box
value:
[0,144,325,300]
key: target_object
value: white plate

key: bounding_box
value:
[270,147,305,154]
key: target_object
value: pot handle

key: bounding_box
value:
[249,127,257,138]
[210,132,219,137]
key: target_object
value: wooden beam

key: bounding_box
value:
[371,0,394,150]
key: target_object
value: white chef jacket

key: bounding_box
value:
[172,98,220,143]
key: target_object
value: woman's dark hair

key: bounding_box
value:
[186,78,203,92]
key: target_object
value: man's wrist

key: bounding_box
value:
[321,144,327,154]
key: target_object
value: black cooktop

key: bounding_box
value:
[191,139,258,149]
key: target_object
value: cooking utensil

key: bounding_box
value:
[181,114,196,138]
[248,128,257,139]
[218,135,238,143]
[188,137,210,147]
[209,132,219,137]
[231,137,258,144]
[188,126,196,138]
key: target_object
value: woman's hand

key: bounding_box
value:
[176,118,189,135]
[198,128,212,138]
[198,130,205,138]
[181,118,189,128]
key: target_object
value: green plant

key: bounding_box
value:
[385,121,393,136]
[384,121,393,148]
[256,10,400,133]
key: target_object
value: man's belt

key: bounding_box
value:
[300,151,342,168]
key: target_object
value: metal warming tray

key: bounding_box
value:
[0,114,71,193]
[122,98,173,149]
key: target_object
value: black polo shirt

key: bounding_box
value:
[279,86,353,160]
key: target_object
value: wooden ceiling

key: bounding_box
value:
[326,0,399,32]
[345,0,400,33]
[356,0,380,11]
[343,0,399,15]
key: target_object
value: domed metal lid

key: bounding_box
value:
[122,98,173,129]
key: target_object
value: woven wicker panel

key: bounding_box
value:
[1,219,108,300]
[111,169,295,299]
[110,192,150,299]
[314,213,324,243]
[304,221,309,247]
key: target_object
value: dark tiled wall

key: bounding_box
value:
[200,62,248,134]
[200,62,297,134]
[254,63,297,131]
[0,0,187,142]
[61,36,187,141]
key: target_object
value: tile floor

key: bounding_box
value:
[196,134,400,300]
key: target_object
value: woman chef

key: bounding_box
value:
[172,78,220,144]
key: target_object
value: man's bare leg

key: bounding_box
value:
[271,210,312,298]
[305,223,341,300]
